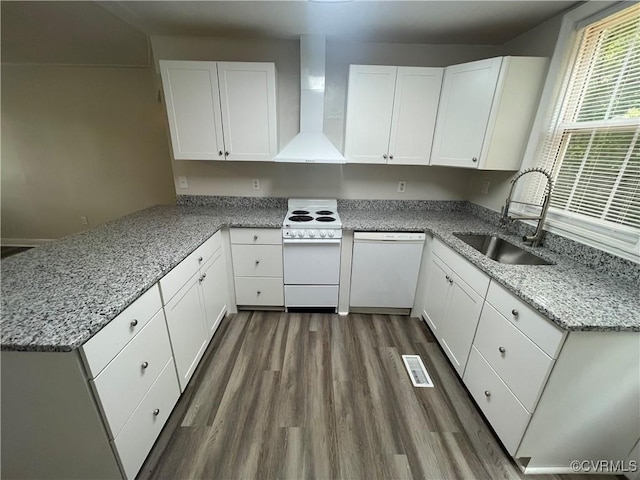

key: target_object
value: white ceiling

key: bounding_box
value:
[100,0,579,44]
[1,1,580,65]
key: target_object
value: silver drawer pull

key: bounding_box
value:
[202,273,206,279]
[484,390,491,397]
[257,290,261,295]
[445,275,450,281]
[141,361,149,369]
[253,235,259,241]
[449,278,453,284]
[130,319,138,327]
[255,260,260,265]
[512,309,519,317]
[153,409,160,416]
[198,256,203,263]
[498,347,506,354]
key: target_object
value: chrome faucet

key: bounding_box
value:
[501,168,554,247]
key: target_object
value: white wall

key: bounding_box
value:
[465,12,564,212]
[151,35,503,200]
[1,65,176,241]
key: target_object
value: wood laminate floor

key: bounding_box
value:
[139,312,614,480]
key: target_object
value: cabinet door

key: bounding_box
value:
[160,61,225,161]
[430,57,503,168]
[217,62,277,161]
[164,275,208,392]
[439,274,485,377]
[422,255,451,334]
[344,65,397,164]
[200,250,228,341]
[388,67,443,166]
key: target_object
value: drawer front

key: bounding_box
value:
[160,233,221,305]
[92,310,173,439]
[486,281,565,358]
[113,358,180,479]
[232,244,283,277]
[433,239,490,297]
[230,228,282,245]
[285,285,338,307]
[463,347,531,456]
[474,303,554,412]
[82,284,162,379]
[235,277,284,306]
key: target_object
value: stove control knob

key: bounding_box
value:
[328,231,335,238]
[320,231,326,238]
[309,230,316,238]
[292,230,299,238]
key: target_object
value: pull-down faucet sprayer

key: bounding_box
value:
[501,168,554,247]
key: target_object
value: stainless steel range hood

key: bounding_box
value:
[275,35,346,164]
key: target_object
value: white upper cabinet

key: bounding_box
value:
[160,60,277,162]
[430,56,547,170]
[344,65,443,165]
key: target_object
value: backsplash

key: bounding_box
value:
[338,199,467,211]
[177,195,287,209]
[465,203,640,286]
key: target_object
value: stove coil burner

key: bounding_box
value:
[316,216,336,222]
[288,215,314,222]
[316,210,334,215]
[292,210,310,215]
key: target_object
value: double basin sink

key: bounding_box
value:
[453,233,554,266]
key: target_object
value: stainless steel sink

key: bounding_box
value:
[453,233,554,265]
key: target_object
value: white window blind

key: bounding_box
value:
[524,4,640,236]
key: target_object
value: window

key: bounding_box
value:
[521,3,640,260]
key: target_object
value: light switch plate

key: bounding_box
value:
[398,181,407,193]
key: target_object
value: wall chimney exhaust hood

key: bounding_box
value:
[275,35,346,164]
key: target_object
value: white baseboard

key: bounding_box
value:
[1,238,55,247]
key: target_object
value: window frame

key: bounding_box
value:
[515,1,640,263]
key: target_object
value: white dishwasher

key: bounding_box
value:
[349,232,426,309]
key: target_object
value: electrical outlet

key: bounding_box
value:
[252,179,260,190]
[80,216,89,225]
[178,176,189,189]
[397,181,407,193]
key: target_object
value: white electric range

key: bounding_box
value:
[282,199,342,311]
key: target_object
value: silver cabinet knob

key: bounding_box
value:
[199,275,204,283]
[202,273,206,279]
[253,235,259,241]
[445,275,450,281]
[153,409,160,416]
[512,309,519,317]
[383,154,388,160]
[472,157,478,162]
[255,260,260,265]
[218,151,223,156]
[141,361,149,369]
[257,290,261,295]
[448,278,453,284]
[484,390,491,397]
[498,347,506,354]
[225,151,229,156]
[198,256,203,263]
[130,319,138,327]
[389,154,394,160]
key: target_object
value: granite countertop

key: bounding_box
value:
[2,201,638,353]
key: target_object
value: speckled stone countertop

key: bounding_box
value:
[1,205,286,352]
[340,207,640,333]
[2,201,638,353]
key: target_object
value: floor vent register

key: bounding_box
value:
[402,355,434,388]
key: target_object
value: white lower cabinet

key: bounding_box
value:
[200,248,228,340]
[463,346,531,455]
[422,239,489,376]
[113,358,180,479]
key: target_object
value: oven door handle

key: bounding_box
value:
[283,238,342,244]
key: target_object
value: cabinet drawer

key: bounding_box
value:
[113,358,180,479]
[235,277,283,305]
[433,239,490,297]
[160,233,221,305]
[82,285,162,379]
[92,310,173,439]
[463,347,531,455]
[486,281,565,358]
[232,244,282,277]
[230,228,282,245]
[474,303,554,412]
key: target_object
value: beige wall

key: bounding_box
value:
[1,65,175,241]
[465,12,565,212]
[151,35,503,200]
